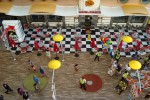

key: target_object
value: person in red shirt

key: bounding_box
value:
[34,41,39,50]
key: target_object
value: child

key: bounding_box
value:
[28,60,33,65]
[30,65,37,72]
[33,83,40,92]
[74,64,78,71]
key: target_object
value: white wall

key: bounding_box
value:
[79,0,100,11]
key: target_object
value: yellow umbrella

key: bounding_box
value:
[129,60,141,70]
[48,60,61,70]
[122,36,133,43]
[53,34,64,42]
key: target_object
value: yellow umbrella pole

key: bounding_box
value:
[51,69,55,89]
[51,69,56,100]
[137,70,141,91]
[61,41,65,61]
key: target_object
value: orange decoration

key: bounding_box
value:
[85,0,94,7]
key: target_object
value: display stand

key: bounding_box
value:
[2,20,25,43]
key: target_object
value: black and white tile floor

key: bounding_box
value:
[10,28,150,57]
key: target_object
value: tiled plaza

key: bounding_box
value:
[0,50,148,100]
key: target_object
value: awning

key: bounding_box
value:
[7,6,31,16]
[100,6,124,17]
[146,7,150,15]
[29,2,56,14]
[55,5,79,16]
[122,5,149,15]
[0,2,13,14]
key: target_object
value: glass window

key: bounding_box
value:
[9,16,18,20]
[112,16,128,23]
[17,16,27,24]
[141,0,150,4]
[48,15,62,22]
[130,16,145,23]
[31,15,45,22]
[0,13,11,26]
[118,0,128,4]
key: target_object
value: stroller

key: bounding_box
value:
[108,67,116,76]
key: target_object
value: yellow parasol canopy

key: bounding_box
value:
[129,60,141,70]
[48,60,61,70]
[122,36,133,43]
[53,34,64,42]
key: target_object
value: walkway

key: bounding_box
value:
[0,51,147,100]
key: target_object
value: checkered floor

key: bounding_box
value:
[10,28,150,57]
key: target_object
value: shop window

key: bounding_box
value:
[140,0,150,4]
[113,16,128,23]
[130,16,145,23]
[31,15,45,22]
[10,16,18,20]
[17,16,27,24]
[118,0,128,4]
[48,15,62,22]
[0,13,11,26]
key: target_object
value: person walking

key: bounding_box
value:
[144,92,150,100]
[33,75,40,84]
[3,83,13,94]
[0,95,4,100]
[115,52,121,64]
[94,51,101,61]
[74,64,79,74]
[17,88,24,96]
[115,79,127,95]
[30,65,37,72]
[108,48,114,58]
[28,60,33,65]
[122,71,129,79]
[116,64,122,75]
[39,66,46,77]
[23,91,29,100]
[79,77,86,91]
[33,83,40,92]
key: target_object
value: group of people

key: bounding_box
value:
[2,83,29,100]
[28,60,46,77]
[33,75,40,92]
[28,60,48,93]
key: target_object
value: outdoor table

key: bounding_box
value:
[20,42,28,53]
[37,32,45,37]
[82,74,102,92]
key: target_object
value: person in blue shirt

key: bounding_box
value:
[33,75,40,84]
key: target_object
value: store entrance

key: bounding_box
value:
[84,16,92,26]
[79,15,98,28]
